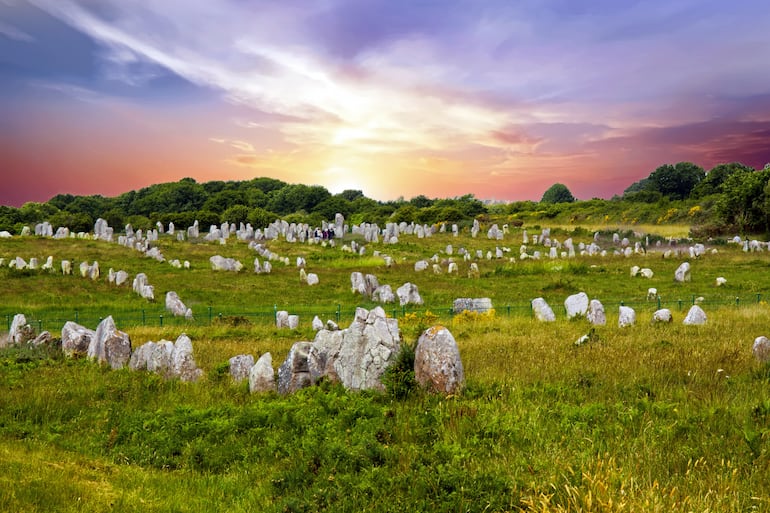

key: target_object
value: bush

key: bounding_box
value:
[382,341,417,399]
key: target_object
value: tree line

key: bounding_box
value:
[0,161,768,236]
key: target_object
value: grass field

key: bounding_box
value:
[1,223,770,511]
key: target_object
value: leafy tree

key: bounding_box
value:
[221,205,251,225]
[337,189,365,202]
[409,195,434,208]
[692,162,753,198]
[646,162,705,200]
[203,190,247,213]
[312,196,352,220]
[195,210,221,229]
[623,177,650,195]
[248,207,277,229]
[48,211,93,233]
[0,206,21,232]
[18,202,59,224]
[540,183,576,204]
[390,204,418,224]
[714,169,770,233]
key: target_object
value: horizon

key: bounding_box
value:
[3,0,770,208]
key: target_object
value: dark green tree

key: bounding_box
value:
[646,162,705,200]
[691,162,753,198]
[540,183,576,204]
[221,205,251,225]
[714,169,770,233]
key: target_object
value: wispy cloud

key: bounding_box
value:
[0,20,33,42]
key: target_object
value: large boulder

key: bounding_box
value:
[586,299,606,325]
[414,326,465,394]
[89,316,132,370]
[683,305,707,325]
[753,336,770,363]
[165,291,193,319]
[210,255,243,272]
[229,354,255,382]
[652,309,673,323]
[618,306,636,328]
[249,353,276,393]
[452,298,493,314]
[8,314,35,346]
[531,298,556,322]
[61,321,95,358]
[278,341,313,394]
[307,307,401,391]
[396,282,423,306]
[675,262,691,282]
[372,284,395,304]
[564,292,589,319]
[171,334,203,382]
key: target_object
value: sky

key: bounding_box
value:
[2,0,770,207]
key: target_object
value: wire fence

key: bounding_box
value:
[3,293,767,333]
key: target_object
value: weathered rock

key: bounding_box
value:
[350,271,367,295]
[564,292,589,319]
[532,298,555,322]
[414,260,429,272]
[172,334,203,382]
[165,291,193,319]
[306,273,319,286]
[288,315,299,329]
[452,298,493,314]
[396,282,423,306]
[753,336,770,363]
[249,353,276,393]
[61,321,95,358]
[89,316,132,369]
[9,314,35,345]
[307,307,401,391]
[414,326,464,394]
[312,316,324,331]
[618,306,636,328]
[61,260,72,275]
[372,284,395,304]
[652,309,673,323]
[31,331,53,347]
[640,268,654,279]
[229,354,255,382]
[716,277,727,286]
[278,341,313,394]
[675,262,691,282]
[210,255,243,272]
[683,305,707,325]
[587,299,606,325]
[128,341,155,371]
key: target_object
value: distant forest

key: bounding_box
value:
[1,161,769,237]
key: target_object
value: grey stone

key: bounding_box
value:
[372,284,395,304]
[210,255,243,272]
[61,321,95,358]
[618,306,636,328]
[753,336,770,363]
[414,326,464,394]
[587,299,606,326]
[307,306,401,391]
[89,316,132,369]
[172,334,203,382]
[278,341,313,394]
[452,298,492,314]
[9,314,35,345]
[683,305,707,325]
[396,282,423,306]
[652,309,672,323]
[229,354,255,382]
[250,353,276,393]
[564,292,589,319]
[675,262,691,282]
[532,298,555,322]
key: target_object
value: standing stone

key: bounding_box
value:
[396,282,423,306]
[531,298,556,322]
[753,336,770,363]
[618,306,636,328]
[306,273,319,286]
[278,341,313,394]
[414,326,465,394]
[129,341,154,371]
[288,315,300,329]
[452,298,492,314]
[8,314,35,346]
[675,262,691,282]
[90,316,132,370]
[652,309,673,323]
[587,299,606,326]
[307,307,401,391]
[276,311,289,328]
[372,284,395,304]
[683,305,707,325]
[249,353,276,393]
[61,321,95,358]
[312,316,324,331]
[172,334,203,382]
[564,292,589,319]
[229,354,255,382]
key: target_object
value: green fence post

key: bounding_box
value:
[620,300,624,306]
[208,306,213,325]
[691,294,695,305]
[677,299,683,310]
[736,297,740,307]
[336,304,341,322]
[38,319,42,332]
[657,296,661,309]
[159,314,163,327]
[757,293,762,303]
[402,305,406,317]
[507,305,511,316]
[393,308,397,319]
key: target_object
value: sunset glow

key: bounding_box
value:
[2,0,770,206]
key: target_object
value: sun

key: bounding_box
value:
[323,166,369,195]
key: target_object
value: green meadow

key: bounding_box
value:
[1,223,770,512]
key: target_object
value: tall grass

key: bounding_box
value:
[2,227,770,511]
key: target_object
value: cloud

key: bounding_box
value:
[0,20,34,41]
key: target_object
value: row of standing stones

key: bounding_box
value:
[0,307,466,395]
